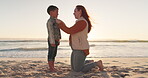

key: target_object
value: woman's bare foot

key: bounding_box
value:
[89,60,94,63]
[97,60,104,71]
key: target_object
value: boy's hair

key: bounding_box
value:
[47,5,58,15]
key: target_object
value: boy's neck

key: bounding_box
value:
[50,16,56,19]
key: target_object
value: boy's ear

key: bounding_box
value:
[80,10,82,14]
[50,11,54,15]
[49,11,52,15]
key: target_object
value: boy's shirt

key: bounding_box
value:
[47,17,61,45]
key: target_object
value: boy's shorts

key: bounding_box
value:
[47,40,59,61]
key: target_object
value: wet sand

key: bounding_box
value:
[0,58,148,78]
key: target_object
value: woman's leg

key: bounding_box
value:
[71,50,74,71]
[84,60,94,64]
[73,50,98,72]
[81,62,97,72]
[71,50,102,72]
[97,60,104,71]
[71,50,86,72]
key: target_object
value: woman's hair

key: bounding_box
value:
[76,5,92,33]
[47,5,58,15]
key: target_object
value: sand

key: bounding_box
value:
[0,58,148,78]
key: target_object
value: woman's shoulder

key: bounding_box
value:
[76,20,86,24]
[76,17,87,22]
[77,17,85,20]
[76,17,87,25]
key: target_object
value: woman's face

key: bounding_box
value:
[73,8,81,19]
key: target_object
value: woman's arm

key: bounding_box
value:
[58,20,87,34]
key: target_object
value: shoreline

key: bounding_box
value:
[0,57,148,65]
[0,57,148,78]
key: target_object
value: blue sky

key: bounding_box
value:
[0,0,148,40]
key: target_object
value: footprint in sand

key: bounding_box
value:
[112,61,119,62]
[104,63,110,64]
[134,62,139,64]
[132,66,145,68]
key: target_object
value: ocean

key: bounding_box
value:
[0,39,148,58]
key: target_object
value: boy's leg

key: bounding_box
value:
[48,45,57,61]
[52,45,58,60]
[51,45,58,70]
[51,41,58,70]
[47,40,58,71]
[48,46,57,72]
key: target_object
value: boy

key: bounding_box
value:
[46,5,61,72]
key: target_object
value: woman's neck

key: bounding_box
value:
[77,16,83,19]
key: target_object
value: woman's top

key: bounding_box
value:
[58,17,90,56]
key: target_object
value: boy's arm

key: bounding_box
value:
[47,21,55,46]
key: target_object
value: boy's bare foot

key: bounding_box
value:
[50,68,58,72]
[97,60,104,71]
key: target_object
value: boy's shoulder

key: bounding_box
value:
[47,18,52,23]
[48,18,55,23]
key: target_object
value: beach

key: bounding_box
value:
[0,40,148,77]
[0,57,148,78]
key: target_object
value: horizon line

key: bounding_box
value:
[0,38,148,42]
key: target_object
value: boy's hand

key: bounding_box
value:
[57,41,60,45]
[56,40,60,45]
[51,44,56,47]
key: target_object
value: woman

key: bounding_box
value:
[56,5,103,72]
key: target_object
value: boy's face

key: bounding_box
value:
[50,9,58,18]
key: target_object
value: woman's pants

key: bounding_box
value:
[71,50,97,72]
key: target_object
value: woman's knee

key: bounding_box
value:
[73,67,82,72]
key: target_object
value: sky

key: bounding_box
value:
[0,0,148,40]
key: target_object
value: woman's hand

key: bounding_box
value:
[56,19,62,24]
[56,19,65,28]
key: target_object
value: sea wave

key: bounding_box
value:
[0,40,46,42]
[90,44,126,47]
[1,39,148,43]
[0,48,47,51]
[0,47,70,52]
